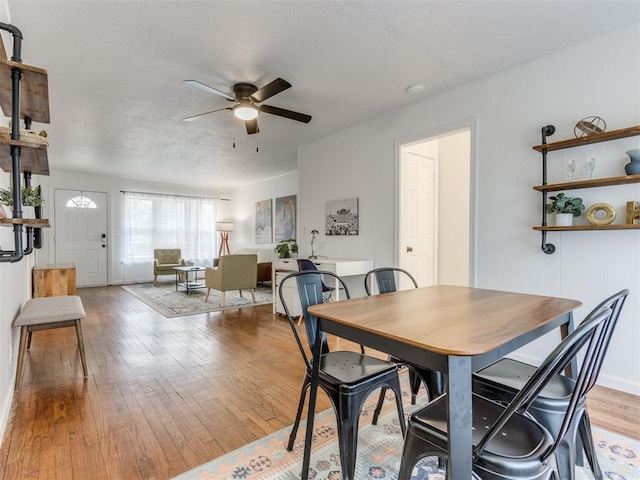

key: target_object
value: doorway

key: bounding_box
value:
[54,188,108,287]
[398,126,472,288]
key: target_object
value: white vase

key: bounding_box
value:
[554,213,574,227]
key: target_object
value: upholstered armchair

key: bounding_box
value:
[153,248,188,284]
[205,254,258,306]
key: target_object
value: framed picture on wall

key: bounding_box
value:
[274,195,296,242]
[325,197,359,235]
[255,199,273,244]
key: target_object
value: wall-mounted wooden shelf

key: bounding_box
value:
[0,217,49,227]
[0,59,50,123]
[533,174,640,192]
[532,125,640,152]
[533,123,640,254]
[534,224,640,232]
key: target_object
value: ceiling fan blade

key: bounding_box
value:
[260,104,312,123]
[245,118,259,134]
[250,78,291,103]
[184,80,235,101]
[184,107,232,122]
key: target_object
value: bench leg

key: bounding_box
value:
[14,326,29,391]
[74,319,88,377]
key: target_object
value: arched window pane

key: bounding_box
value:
[66,195,97,209]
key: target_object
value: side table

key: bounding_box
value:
[33,263,77,297]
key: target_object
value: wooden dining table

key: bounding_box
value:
[304,285,582,480]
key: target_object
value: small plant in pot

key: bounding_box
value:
[546,193,584,226]
[275,239,299,258]
[0,186,44,207]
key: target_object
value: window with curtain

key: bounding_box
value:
[122,191,217,282]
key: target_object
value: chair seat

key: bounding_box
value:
[316,351,398,387]
[409,393,553,475]
[474,358,576,411]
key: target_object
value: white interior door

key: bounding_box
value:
[400,147,437,288]
[54,189,108,287]
[399,128,472,288]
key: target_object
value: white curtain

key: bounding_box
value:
[122,191,217,283]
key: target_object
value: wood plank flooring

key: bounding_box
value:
[0,285,638,479]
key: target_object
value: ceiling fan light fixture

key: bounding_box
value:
[234,103,259,121]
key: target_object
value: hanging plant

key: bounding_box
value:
[0,186,44,207]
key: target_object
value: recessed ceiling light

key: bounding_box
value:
[405,83,425,95]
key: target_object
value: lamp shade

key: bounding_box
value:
[233,103,259,121]
[216,221,234,232]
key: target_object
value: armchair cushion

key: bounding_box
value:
[153,249,187,277]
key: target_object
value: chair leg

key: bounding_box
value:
[239,289,244,298]
[287,378,311,451]
[250,288,256,303]
[408,368,421,404]
[205,288,210,302]
[579,412,603,480]
[153,275,157,285]
[221,291,226,307]
[74,319,88,377]
[14,326,28,391]
[372,387,387,425]
[337,395,365,480]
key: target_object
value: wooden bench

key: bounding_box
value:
[13,295,88,390]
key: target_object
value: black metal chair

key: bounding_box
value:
[365,268,445,424]
[398,306,612,480]
[471,289,628,480]
[279,270,406,480]
[297,258,336,301]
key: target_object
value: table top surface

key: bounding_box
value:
[308,285,581,356]
[173,266,205,272]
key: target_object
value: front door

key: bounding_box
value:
[54,189,108,286]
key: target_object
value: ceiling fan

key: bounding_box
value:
[183,77,312,134]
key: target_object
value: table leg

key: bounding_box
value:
[175,270,179,291]
[301,325,322,479]
[446,356,473,480]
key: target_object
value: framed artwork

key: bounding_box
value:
[325,198,359,235]
[274,195,296,241]
[255,199,272,244]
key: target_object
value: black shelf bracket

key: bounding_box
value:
[540,125,556,254]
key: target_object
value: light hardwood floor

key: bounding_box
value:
[0,286,638,479]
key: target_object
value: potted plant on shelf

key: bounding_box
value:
[0,186,44,208]
[546,193,584,226]
[275,239,299,258]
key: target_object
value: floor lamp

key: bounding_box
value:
[216,222,234,257]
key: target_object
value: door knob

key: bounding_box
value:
[406,246,413,253]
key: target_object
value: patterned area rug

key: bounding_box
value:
[173,382,639,480]
[122,281,272,317]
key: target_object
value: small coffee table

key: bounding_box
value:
[174,266,206,294]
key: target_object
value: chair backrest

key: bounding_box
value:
[154,248,182,264]
[473,306,612,462]
[216,254,258,288]
[297,258,319,272]
[364,267,418,295]
[278,270,350,369]
[582,289,628,393]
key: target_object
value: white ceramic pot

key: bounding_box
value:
[554,213,574,227]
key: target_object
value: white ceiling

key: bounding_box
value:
[4,1,640,189]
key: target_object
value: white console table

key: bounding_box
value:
[272,258,374,315]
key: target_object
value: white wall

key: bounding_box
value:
[298,23,640,394]
[231,171,298,252]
